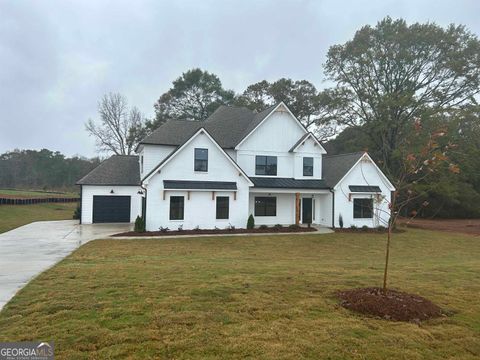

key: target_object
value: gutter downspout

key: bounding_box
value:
[141,183,147,227]
[329,188,335,228]
[79,185,82,225]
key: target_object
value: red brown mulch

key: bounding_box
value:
[337,287,444,322]
[398,217,480,236]
[113,226,317,237]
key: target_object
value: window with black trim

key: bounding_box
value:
[169,196,184,220]
[216,196,229,219]
[303,157,313,176]
[255,156,277,175]
[254,197,276,216]
[194,148,208,172]
[353,198,373,219]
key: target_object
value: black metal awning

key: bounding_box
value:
[250,177,329,189]
[163,180,237,190]
[349,185,382,193]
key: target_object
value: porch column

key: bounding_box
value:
[295,192,300,225]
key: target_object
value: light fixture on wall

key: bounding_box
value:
[137,190,144,195]
[110,189,114,194]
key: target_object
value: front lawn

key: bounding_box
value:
[0,202,77,233]
[0,230,479,359]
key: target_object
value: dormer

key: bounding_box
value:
[289,133,327,179]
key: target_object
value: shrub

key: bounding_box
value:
[361,225,369,231]
[228,224,236,231]
[194,225,200,231]
[289,224,301,230]
[259,225,269,230]
[350,225,357,230]
[377,225,386,232]
[339,214,344,228]
[159,226,169,233]
[273,224,283,229]
[134,216,145,232]
[247,214,255,229]
[177,224,183,231]
[72,203,81,220]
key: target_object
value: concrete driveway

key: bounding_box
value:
[0,220,131,310]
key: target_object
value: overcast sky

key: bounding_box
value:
[1,0,479,157]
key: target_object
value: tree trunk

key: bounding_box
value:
[382,225,392,292]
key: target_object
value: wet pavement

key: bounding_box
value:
[0,220,131,310]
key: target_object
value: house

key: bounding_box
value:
[77,102,394,230]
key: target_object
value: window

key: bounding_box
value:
[254,197,276,216]
[169,196,184,220]
[353,198,373,219]
[303,157,313,176]
[194,148,208,172]
[216,196,229,219]
[255,156,277,175]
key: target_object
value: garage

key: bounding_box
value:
[93,195,131,223]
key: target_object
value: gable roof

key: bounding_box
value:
[76,155,140,186]
[142,127,253,186]
[322,152,365,188]
[288,132,327,153]
[139,102,298,150]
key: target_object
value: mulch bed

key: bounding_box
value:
[337,287,443,322]
[398,217,480,236]
[113,226,317,237]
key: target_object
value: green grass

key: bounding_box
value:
[0,229,479,359]
[0,202,77,233]
[0,188,78,198]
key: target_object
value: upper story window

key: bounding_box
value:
[255,155,277,176]
[194,148,208,172]
[303,157,313,176]
[353,198,373,219]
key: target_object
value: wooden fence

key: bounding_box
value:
[0,197,80,205]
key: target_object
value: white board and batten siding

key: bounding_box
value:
[139,144,176,179]
[236,109,307,178]
[80,185,143,224]
[144,132,251,231]
[333,156,393,228]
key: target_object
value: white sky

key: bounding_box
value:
[1,0,479,157]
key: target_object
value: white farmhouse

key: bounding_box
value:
[77,102,394,230]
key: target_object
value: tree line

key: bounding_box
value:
[0,149,100,192]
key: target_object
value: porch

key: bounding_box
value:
[248,188,332,227]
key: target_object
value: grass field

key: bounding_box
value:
[0,189,78,198]
[0,229,479,359]
[0,202,77,233]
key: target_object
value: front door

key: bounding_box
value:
[302,198,313,224]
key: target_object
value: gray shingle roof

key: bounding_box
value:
[139,104,279,149]
[164,180,237,190]
[250,177,329,189]
[322,152,365,187]
[77,155,140,186]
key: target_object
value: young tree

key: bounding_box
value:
[86,93,147,155]
[369,121,459,291]
[324,17,480,179]
[148,69,235,131]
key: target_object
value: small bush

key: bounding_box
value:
[273,224,283,229]
[134,216,145,232]
[228,224,236,231]
[159,226,169,233]
[72,203,81,220]
[339,214,344,228]
[350,225,357,230]
[377,225,386,232]
[259,225,269,229]
[194,225,200,231]
[177,224,183,231]
[289,224,301,230]
[247,214,255,229]
[361,225,369,231]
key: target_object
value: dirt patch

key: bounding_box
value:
[337,287,444,322]
[399,217,480,236]
[114,226,317,237]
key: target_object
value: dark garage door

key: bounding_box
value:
[93,195,131,223]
